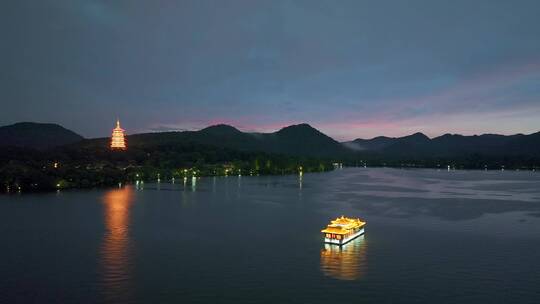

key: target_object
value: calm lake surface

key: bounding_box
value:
[1,168,540,303]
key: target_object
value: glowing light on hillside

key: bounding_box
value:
[110,119,127,150]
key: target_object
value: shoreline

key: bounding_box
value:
[3,166,538,194]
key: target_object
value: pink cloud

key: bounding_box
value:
[141,59,540,141]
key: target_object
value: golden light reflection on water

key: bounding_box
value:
[101,186,134,302]
[320,235,367,280]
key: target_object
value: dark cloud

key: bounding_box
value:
[1,0,539,139]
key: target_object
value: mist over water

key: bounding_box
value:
[1,168,539,303]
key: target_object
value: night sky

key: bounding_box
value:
[2,0,539,140]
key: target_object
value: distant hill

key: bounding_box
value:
[343,136,395,151]
[80,123,349,158]
[4,120,538,163]
[345,132,540,158]
[139,123,350,158]
[190,124,263,151]
[262,123,349,157]
[0,122,84,150]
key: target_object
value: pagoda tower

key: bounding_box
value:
[111,119,127,150]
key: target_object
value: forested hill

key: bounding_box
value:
[345,131,540,158]
[80,123,351,158]
[1,121,539,165]
[0,122,83,150]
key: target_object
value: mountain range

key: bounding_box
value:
[0,121,538,160]
[83,123,351,158]
[344,131,540,158]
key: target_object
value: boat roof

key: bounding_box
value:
[321,226,349,234]
[321,216,365,234]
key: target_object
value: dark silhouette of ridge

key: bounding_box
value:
[2,121,538,159]
[345,131,540,157]
[0,122,84,150]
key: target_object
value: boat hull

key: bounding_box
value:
[324,228,365,246]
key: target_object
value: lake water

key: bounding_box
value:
[1,168,540,303]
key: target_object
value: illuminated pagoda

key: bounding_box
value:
[110,119,127,150]
[321,216,365,245]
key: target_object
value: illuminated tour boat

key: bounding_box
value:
[321,216,366,245]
